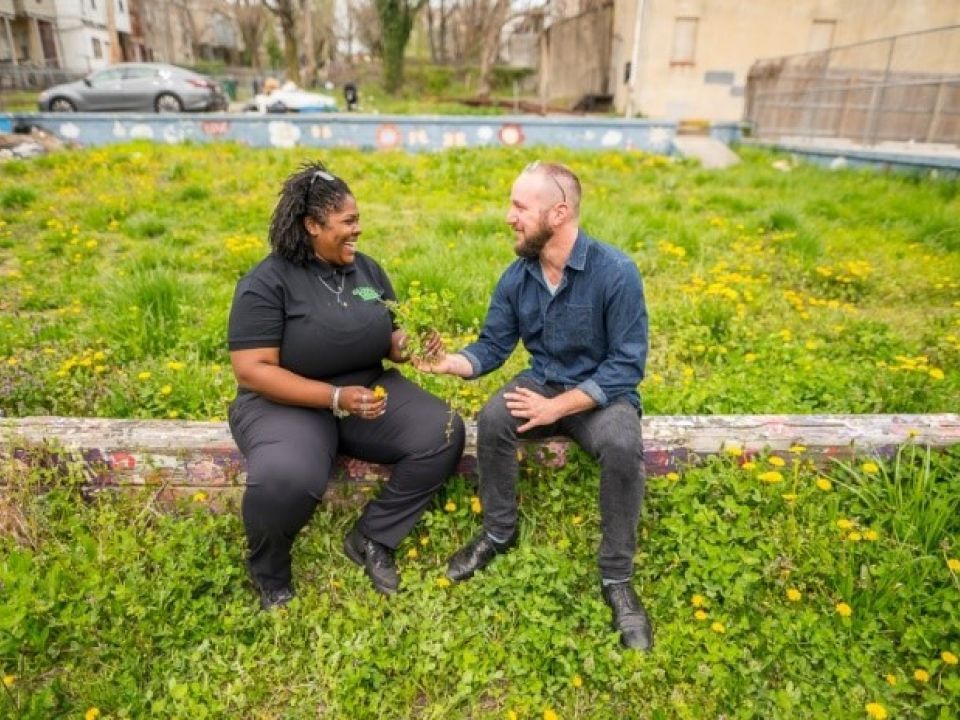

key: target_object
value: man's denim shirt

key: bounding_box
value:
[461,230,648,410]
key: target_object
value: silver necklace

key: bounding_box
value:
[317,270,347,307]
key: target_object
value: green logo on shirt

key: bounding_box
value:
[353,286,381,302]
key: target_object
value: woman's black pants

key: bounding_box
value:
[228,368,465,591]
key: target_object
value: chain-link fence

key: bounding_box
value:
[745,25,960,145]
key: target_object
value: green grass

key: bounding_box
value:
[1,143,957,420]
[1,143,959,718]
[2,445,958,718]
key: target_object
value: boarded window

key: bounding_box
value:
[671,17,698,65]
[808,19,836,52]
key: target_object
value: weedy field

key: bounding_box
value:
[1,144,959,719]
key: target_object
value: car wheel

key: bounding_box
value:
[155,93,184,113]
[49,97,76,112]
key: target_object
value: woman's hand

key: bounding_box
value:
[388,329,410,363]
[338,385,387,420]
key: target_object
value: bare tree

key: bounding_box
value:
[351,0,384,58]
[475,0,510,97]
[233,0,268,70]
[265,0,301,83]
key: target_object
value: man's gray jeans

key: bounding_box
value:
[476,374,645,581]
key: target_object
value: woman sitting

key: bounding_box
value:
[228,162,465,608]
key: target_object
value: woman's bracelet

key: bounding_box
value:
[331,386,349,418]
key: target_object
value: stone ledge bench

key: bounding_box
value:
[2,414,958,508]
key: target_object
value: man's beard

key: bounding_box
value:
[514,215,553,258]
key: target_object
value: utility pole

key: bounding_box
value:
[625,0,645,118]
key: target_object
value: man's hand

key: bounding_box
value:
[413,350,474,378]
[504,387,562,433]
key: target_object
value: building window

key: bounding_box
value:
[118,0,124,11]
[92,38,103,59]
[91,0,97,9]
[808,19,836,52]
[671,17,698,66]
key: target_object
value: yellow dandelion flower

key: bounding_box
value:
[167,410,180,419]
[836,519,854,530]
[861,462,880,474]
[137,371,152,381]
[373,385,387,399]
[816,477,832,491]
[2,675,14,687]
[470,496,482,514]
[863,529,879,541]
[847,531,863,542]
[789,444,806,454]
[192,491,207,503]
[435,577,452,588]
[571,515,583,525]
[571,674,583,688]
[786,588,802,602]
[85,709,101,720]
[782,493,798,502]
[768,456,786,467]
[544,711,559,720]
[710,621,726,634]
[744,353,758,363]
[444,500,457,512]
[865,702,888,719]
[948,558,960,572]
[884,673,896,686]
[758,471,783,484]
[160,384,173,395]
[943,650,958,665]
[929,368,945,380]
[694,609,708,620]
[913,668,930,683]
[166,361,185,371]
[724,445,743,457]
[742,461,757,470]
[420,536,430,546]
[691,594,706,608]
[507,712,518,720]
[406,548,418,560]
[666,471,680,481]
[835,602,852,617]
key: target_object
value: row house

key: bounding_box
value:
[2,0,239,85]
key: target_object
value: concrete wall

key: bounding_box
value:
[10,111,720,155]
[611,0,960,121]
[540,2,614,105]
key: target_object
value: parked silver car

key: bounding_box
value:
[37,63,229,113]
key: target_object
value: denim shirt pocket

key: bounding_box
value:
[558,303,596,353]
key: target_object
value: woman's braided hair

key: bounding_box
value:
[269,161,353,266]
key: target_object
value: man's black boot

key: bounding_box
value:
[446,529,518,583]
[259,585,295,611]
[601,582,654,651]
[344,524,400,595]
